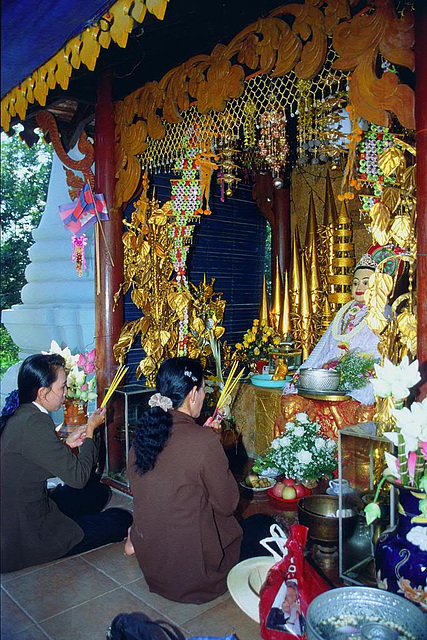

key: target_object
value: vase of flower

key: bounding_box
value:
[57,398,88,438]
[375,483,427,610]
[44,340,97,438]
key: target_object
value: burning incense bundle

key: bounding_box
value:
[213,361,244,417]
[101,365,128,408]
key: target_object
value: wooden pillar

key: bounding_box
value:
[415,0,427,399]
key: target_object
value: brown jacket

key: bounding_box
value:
[0,403,97,573]
[128,410,242,603]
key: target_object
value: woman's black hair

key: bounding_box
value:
[0,353,65,435]
[132,357,203,476]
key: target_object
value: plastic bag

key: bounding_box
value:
[259,524,330,640]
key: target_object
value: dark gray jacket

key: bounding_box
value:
[0,403,97,572]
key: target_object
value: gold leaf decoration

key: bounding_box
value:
[396,309,417,356]
[364,272,394,315]
[378,146,404,177]
[390,215,412,248]
[401,165,416,192]
[366,307,389,335]
[381,187,401,213]
[369,202,391,245]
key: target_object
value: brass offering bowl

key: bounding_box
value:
[298,495,358,545]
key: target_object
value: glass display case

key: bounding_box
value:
[338,422,396,586]
[104,384,155,492]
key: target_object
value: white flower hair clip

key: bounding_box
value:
[148,393,173,412]
[184,370,197,382]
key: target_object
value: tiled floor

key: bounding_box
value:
[1,490,262,640]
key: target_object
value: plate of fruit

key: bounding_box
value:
[267,479,311,503]
[240,473,276,492]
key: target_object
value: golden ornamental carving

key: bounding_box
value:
[332,0,415,129]
[1,0,170,132]
[114,0,415,209]
[35,110,95,194]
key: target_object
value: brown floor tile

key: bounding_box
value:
[1,589,34,637]
[124,576,230,624]
[81,542,142,585]
[1,557,69,585]
[39,587,166,640]
[182,598,262,639]
[8,625,51,639]
[3,557,118,622]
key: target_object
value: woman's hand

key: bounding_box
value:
[85,407,106,439]
[204,416,222,434]
[65,425,87,448]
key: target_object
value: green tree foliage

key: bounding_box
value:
[1,132,53,376]
[0,326,19,378]
[1,133,53,311]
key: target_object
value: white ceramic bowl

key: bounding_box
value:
[299,368,340,391]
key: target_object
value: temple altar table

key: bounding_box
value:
[232,380,283,457]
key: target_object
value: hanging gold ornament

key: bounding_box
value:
[258,106,289,180]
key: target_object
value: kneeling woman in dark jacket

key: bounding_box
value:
[127,357,243,604]
[0,353,132,573]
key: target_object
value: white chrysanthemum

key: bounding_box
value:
[295,412,309,423]
[294,427,305,437]
[315,437,325,450]
[279,436,291,447]
[285,421,295,429]
[271,439,281,450]
[406,526,427,551]
[296,450,312,464]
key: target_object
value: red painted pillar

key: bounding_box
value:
[415,1,427,398]
[94,73,124,468]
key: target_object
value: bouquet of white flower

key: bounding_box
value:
[253,413,337,482]
[364,357,427,525]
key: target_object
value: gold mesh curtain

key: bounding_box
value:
[139,46,348,172]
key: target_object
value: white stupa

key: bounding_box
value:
[1,150,95,406]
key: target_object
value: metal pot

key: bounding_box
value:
[306,586,427,640]
[297,495,358,545]
[299,368,340,391]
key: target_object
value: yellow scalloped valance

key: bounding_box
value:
[1,0,170,132]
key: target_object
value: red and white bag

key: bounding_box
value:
[259,524,330,640]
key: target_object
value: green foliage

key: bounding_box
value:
[1,132,53,311]
[0,326,19,378]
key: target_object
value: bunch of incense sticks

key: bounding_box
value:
[101,365,128,408]
[214,361,244,417]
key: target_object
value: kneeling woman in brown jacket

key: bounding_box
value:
[127,357,274,604]
[0,353,132,573]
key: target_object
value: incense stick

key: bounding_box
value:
[217,370,244,410]
[101,365,128,407]
[216,361,238,407]
[214,362,244,417]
